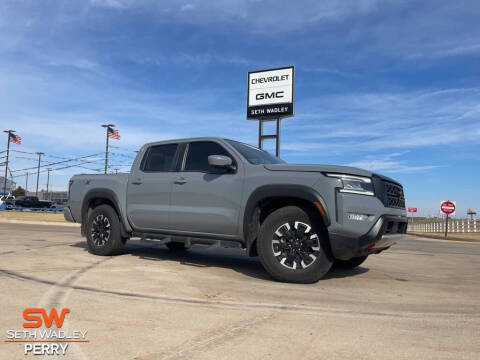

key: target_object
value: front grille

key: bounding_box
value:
[384,181,405,209]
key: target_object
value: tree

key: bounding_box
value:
[12,186,25,197]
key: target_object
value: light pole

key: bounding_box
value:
[35,152,44,197]
[2,130,15,196]
[101,124,115,174]
[46,168,52,200]
[25,172,29,193]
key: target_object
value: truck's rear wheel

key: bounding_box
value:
[257,206,332,283]
[86,204,125,256]
[334,256,368,269]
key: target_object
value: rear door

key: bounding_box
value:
[169,141,244,236]
[126,143,180,231]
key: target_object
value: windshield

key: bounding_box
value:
[225,139,286,165]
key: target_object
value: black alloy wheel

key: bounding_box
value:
[272,221,321,270]
[90,214,111,247]
[257,206,333,283]
[86,204,125,256]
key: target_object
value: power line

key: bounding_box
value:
[11,158,106,179]
[109,145,138,153]
[11,152,104,172]
[9,149,37,155]
[110,152,136,159]
[11,155,38,161]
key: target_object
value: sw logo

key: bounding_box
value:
[4,308,82,355]
[23,308,70,328]
[256,91,284,100]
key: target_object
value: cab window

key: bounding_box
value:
[141,144,178,172]
[183,141,233,173]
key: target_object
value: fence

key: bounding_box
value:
[408,219,478,233]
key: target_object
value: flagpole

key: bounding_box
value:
[2,130,14,196]
[102,124,115,174]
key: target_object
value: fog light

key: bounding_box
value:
[347,213,369,221]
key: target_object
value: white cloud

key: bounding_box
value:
[180,3,195,11]
[281,87,480,154]
[346,153,443,174]
[89,0,126,9]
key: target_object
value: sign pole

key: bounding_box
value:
[258,120,263,149]
[445,214,449,238]
[440,200,455,238]
[276,118,281,157]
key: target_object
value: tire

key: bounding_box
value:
[166,242,188,251]
[86,204,125,256]
[257,206,333,283]
[334,256,368,269]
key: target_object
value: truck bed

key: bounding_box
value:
[68,173,129,224]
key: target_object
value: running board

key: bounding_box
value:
[132,233,244,249]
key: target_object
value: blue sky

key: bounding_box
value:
[0,0,479,217]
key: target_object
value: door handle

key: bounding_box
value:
[174,177,187,185]
[131,178,143,185]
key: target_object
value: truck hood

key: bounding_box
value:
[263,164,373,177]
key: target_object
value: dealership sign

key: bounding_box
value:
[408,207,417,213]
[440,200,456,215]
[247,66,294,120]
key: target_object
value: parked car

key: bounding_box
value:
[14,196,53,209]
[0,195,15,209]
[65,137,407,283]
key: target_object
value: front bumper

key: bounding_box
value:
[329,215,407,260]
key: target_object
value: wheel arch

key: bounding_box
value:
[243,185,331,256]
[81,189,130,238]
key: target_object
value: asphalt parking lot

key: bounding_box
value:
[1,222,479,360]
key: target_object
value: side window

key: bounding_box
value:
[142,144,178,172]
[184,141,232,173]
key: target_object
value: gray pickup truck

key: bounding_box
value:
[65,137,407,283]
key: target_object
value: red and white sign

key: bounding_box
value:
[408,207,417,213]
[440,200,456,215]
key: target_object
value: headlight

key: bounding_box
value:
[325,173,375,196]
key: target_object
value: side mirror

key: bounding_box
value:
[208,155,235,171]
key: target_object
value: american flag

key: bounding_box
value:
[9,132,21,144]
[108,127,120,140]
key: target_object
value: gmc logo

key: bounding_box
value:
[256,91,284,100]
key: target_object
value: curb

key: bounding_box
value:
[0,219,80,227]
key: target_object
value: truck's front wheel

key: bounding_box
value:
[257,206,332,283]
[86,204,125,256]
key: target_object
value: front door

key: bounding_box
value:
[126,143,179,231]
[169,141,243,236]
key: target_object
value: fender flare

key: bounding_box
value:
[242,184,331,252]
[81,188,131,237]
